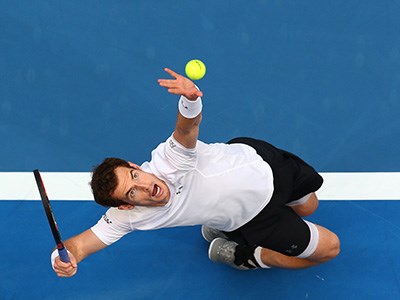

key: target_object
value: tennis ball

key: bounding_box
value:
[185,59,206,80]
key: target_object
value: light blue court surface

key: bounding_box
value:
[1,1,400,299]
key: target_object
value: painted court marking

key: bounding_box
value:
[0,172,399,201]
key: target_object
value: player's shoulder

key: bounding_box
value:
[104,207,131,224]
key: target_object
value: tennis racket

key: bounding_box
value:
[33,169,70,263]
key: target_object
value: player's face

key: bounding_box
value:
[112,166,170,208]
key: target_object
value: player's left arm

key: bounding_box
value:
[158,68,203,149]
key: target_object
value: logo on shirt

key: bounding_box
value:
[169,139,176,148]
[102,214,112,224]
[176,185,183,195]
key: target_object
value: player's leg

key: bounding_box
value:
[258,224,340,269]
[276,141,323,218]
[209,223,340,270]
[287,192,319,217]
[255,206,339,268]
[209,207,340,270]
[305,224,340,262]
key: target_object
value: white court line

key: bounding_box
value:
[0,172,399,201]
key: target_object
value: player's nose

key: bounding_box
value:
[135,180,150,191]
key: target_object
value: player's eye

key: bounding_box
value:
[129,188,136,198]
[133,172,139,180]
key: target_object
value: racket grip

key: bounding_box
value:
[58,247,71,263]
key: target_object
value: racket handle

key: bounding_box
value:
[58,247,71,263]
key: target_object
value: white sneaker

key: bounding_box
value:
[208,238,258,270]
[201,225,229,242]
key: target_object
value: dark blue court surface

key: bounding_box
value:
[1,1,400,299]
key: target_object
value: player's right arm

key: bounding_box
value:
[52,228,107,277]
[158,68,203,149]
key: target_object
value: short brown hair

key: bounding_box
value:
[90,157,131,207]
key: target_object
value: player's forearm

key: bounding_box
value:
[176,112,202,135]
[174,113,201,149]
[173,92,202,148]
[62,229,107,263]
[62,239,86,263]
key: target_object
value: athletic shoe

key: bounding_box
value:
[208,238,259,270]
[201,225,229,242]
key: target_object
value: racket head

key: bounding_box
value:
[33,169,70,263]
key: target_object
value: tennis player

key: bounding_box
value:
[52,68,340,277]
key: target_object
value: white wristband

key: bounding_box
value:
[50,248,70,270]
[178,95,202,119]
[50,249,58,270]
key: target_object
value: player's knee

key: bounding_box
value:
[327,233,340,259]
[296,201,318,217]
[291,194,319,217]
[320,232,340,262]
[310,228,340,263]
[307,193,320,214]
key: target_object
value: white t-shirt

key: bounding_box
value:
[91,134,274,245]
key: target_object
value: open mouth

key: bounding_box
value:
[152,184,161,197]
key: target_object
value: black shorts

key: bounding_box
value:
[223,137,323,257]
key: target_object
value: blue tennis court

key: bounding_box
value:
[1,1,400,299]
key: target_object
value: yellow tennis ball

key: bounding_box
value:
[185,59,206,80]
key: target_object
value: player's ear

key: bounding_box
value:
[128,162,141,170]
[118,204,135,210]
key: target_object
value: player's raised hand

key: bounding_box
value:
[53,253,78,277]
[158,68,203,101]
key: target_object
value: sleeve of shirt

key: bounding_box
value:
[164,134,197,171]
[90,207,133,245]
